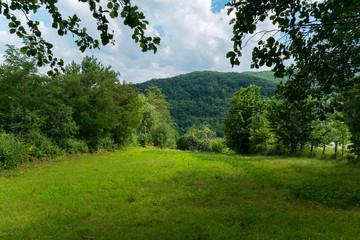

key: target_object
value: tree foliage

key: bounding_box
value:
[177,125,217,152]
[267,97,317,153]
[136,86,176,148]
[336,82,360,161]
[58,56,142,150]
[0,45,142,160]
[227,0,360,99]
[0,0,160,75]
[224,85,266,154]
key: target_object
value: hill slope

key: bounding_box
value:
[136,71,283,136]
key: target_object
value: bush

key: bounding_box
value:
[151,123,176,149]
[0,132,28,170]
[177,125,216,152]
[98,136,118,152]
[211,138,226,153]
[24,129,63,159]
[65,138,89,154]
[344,154,358,164]
[263,144,286,156]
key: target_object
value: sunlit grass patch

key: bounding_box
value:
[1,147,360,239]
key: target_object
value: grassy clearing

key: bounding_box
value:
[1,148,360,239]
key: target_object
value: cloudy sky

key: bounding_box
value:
[0,0,274,83]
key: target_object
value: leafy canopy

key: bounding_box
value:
[227,0,360,99]
[224,85,265,154]
[0,0,160,75]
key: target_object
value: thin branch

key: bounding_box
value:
[242,29,280,48]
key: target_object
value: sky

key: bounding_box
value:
[0,0,276,83]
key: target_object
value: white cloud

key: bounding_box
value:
[0,0,277,82]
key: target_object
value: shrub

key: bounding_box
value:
[151,123,176,149]
[344,154,358,164]
[177,125,216,152]
[98,136,118,152]
[65,138,89,154]
[24,129,63,160]
[0,132,28,170]
[211,138,226,153]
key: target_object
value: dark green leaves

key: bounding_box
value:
[226,0,360,100]
[1,0,161,76]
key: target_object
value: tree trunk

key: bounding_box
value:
[290,142,297,153]
[310,142,314,152]
[342,145,344,160]
[322,143,326,155]
[358,135,360,162]
[334,141,338,159]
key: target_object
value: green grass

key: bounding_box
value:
[1,147,360,239]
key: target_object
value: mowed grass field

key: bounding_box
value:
[1,147,360,240]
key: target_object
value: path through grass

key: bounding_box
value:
[1,148,360,239]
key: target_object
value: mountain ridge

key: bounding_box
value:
[136,70,283,136]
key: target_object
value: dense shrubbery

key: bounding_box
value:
[0,132,28,169]
[0,46,144,169]
[177,125,226,153]
[25,129,63,160]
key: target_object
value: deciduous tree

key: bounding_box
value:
[0,0,160,75]
[227,0,360,100]
[267,97,317,153]
[224,85,265,154]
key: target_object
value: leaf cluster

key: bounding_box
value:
[227,0,360,100]
[0,0,160,75]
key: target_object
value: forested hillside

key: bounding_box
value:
[136,71,283,136]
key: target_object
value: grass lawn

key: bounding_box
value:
[1,147,360,239]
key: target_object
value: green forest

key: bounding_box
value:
[136,71,284,136]
[1,44,359,169]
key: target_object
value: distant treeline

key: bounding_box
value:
[2,45,359,171]
[136,71,284,136]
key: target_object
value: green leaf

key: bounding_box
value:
[20,46,27,53]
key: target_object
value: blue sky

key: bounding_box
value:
[0,0,274,83]
[211,0,229,13]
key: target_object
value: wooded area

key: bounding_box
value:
[136,71,284,136]
[1,43,359,170]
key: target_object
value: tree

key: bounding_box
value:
[0,0,160,75]
[336,82,360,161]
[136,93,158,146]
[267,97,317,153]
[227,0,360,100]
[145,86,173,126]
[249,111,272,151]
[0,45,54,138]
[177,125,216,152]
[58,56,142,150]
[224,85,265,154]
[330,116,350,159]
[136,86,177,148]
